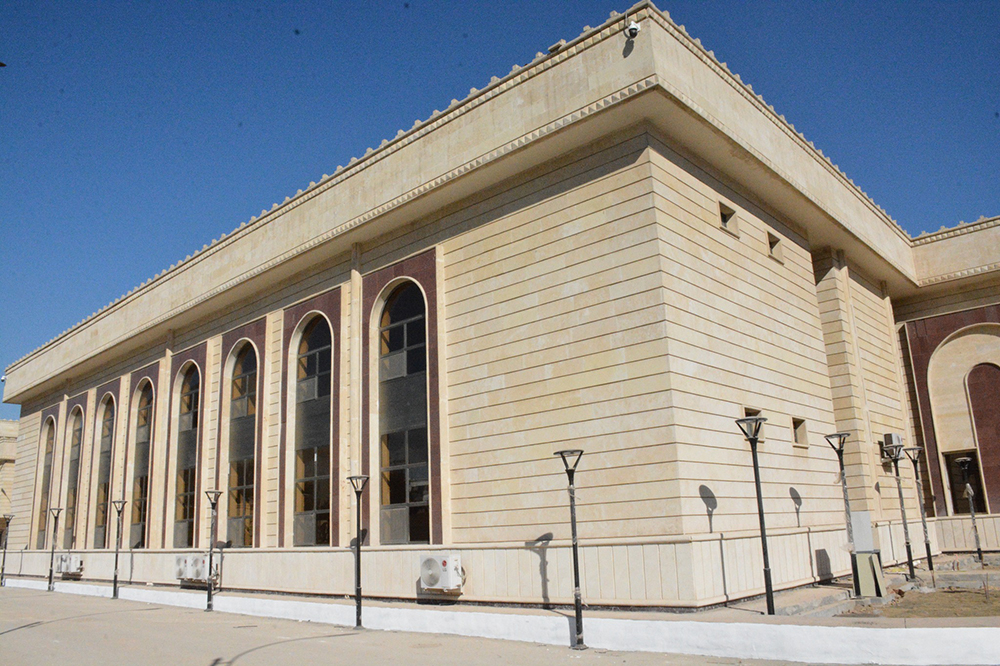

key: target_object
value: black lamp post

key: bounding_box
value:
[1,513,13,587]
[955,457,984,564]
[736,416,774,615]
[825,433,859,594]
[204,490,223,611]
[554,449,585,650]
[903,447,933,571]
[884,442,916,580]
[47,507,62,592]
[111,500,127,599]
[347,475,369,629]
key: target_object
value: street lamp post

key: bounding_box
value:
[204,490,223,611]
[903,447,933,571]
[736,417,775,615]
[47,507,62,592]
[955,457,984,564]
[884,442,916,580]
[554,449,586,649]
[111,500,127,599]
[1,514,13,587]
[825,433,859,594]
[347,475,369,629]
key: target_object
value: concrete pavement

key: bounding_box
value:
[0,587,793,666]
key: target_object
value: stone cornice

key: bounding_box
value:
[919,261,1000,287]
[912,215,1000,246]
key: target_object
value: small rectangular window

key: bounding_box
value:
[767,232,784,263]
[792,418,808,448]
[719,202,738,236]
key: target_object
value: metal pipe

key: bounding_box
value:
[47,508,62,592]
[0,514,12,587]
[904,448,933,571]
[354,488,363,628]
[890,457,916,580]
[567,467,584,648]
[112,501,126,599]
[749,437,775,615]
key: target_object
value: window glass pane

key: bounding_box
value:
[407,348,426,374]
[381,470,406,505]
[407,320,425,346]
[317,478,330,510]
[383,326,404,354]
[381,432,406,467]
[316,445,330,473]
[408,428,428,464]
[380,352,406,380]
[409,506,429,543]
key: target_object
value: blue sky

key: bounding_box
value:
[1,1,998,420]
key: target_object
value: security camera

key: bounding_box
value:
[0,375,5,383]
[625,20,641,39]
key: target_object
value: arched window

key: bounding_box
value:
[94,398,115,549]
[378,282,429,544]
[130,383,154,549]
[63,409,84,548]
[175,366,200,548]
[294,317,332,546]
[36,419,56,549]
[228,344,257,548]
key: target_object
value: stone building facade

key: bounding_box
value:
[0,420,15,538]
[3,3,997,608]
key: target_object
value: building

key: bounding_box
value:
[2,2,997,609]
[0,420,15,540]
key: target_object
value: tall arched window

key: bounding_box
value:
[36,419,55,549]
[175,366,200,548]
[63,409,84,548]
[130,383,154,549]
[294,317,332,546]
[94,398,115,548]
[228,344,257,548]
[378,282,429,544]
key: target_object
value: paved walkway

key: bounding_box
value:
[2,556,999,665]
[0,587,796,666]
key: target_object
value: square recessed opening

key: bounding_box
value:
[792,418,807,447]
[767,232,783,262]
[719,202,738,235]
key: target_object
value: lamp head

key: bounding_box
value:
[956,456,973,473]
[204,489,223,507]
[347,475,369,493]
[736,416,766,441]
[903,446,923,464]
[554,449,584,473]
[3,513,13,523]
[49,507,62,519]
[883,443,904,462]
[111,500,127,514]
[824,432,849,453]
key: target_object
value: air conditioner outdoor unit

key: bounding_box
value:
[175,554,211,583]
[56,554,84,576]
[174,555,190,580]
[881,433,903,464]
[419,553,463,592]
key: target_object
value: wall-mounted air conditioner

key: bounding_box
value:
[419,553,463,592]
[881,433,903,464]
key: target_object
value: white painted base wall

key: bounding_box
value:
[6,578,999,666]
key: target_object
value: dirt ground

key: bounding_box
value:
[877,587,1000,618]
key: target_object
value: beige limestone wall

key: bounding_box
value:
[645,138,844,542]
[1,420,16,533]
[434,133,673,546]
[912,217,1000,285]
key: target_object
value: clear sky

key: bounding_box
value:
[1,1,998,420]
